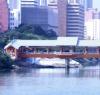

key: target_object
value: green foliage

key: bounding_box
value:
[0,24,57,48]
[14,24,57,39]
[0,50,13,69]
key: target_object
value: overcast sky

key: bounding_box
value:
[93,0,100,10]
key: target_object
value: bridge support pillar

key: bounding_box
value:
[65,58,70,75]
[65,58,70,70]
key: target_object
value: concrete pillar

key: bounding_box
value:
[65,58,70,75]
[65,58,70,70]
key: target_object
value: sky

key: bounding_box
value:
[93,0,100,10]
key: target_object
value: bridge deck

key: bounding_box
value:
[19,53,100,59]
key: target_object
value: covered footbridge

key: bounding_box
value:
[4,37,100,66]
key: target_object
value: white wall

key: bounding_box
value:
[85,19,100,40]
[10,9,20,29]
[7,0,21,28]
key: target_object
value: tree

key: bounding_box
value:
[0,50,13,69]
[0,24,57,49]
[46,29,57,39]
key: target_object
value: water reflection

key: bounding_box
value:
[77,68,100,78]
[0,67,100,95]
[1,67,100,78]
[0,67,100,78]
[65,66,100,78]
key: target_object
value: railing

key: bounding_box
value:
[19,51,100,54]
[18,51,100,59]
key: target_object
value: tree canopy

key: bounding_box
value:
[0,50,13,69]
[0,24,57,48]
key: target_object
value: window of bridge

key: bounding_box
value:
[74,47,84,53]
[87,48,96,53]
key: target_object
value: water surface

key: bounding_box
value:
[0,67,100,95]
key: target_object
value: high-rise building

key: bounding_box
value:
[58,0,84,39]
[47,0,57,6]
[58,0,67,36]
[21,0,48,30]
[7,0,20,10]
[0,0,9,32]
[84,0,93,10]
[21,0,39,7]
[85,9,100,40]
[21,6,49,30]
[87,0,93,8]
[47,0,58,33]
[39,0,47,6]
[7,0,21,29]
[21,0,58,32]
[10,9,21,29]
[67,0,84,39]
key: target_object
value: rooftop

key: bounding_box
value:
[4,37,100,49]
